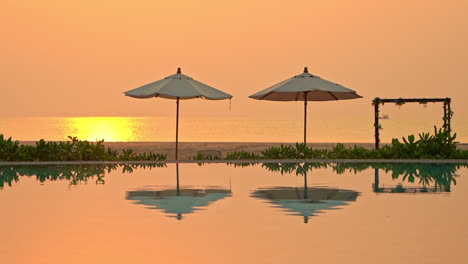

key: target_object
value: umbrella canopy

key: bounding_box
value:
[249,67,361,101]
[125,68,232,100]
[124,68,232,160]
[249,67,362,144]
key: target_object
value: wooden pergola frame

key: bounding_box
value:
[372,97,452,149]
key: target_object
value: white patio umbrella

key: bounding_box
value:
[124,68,232,160]
[249,67,362,144]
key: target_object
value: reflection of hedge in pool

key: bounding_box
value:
[0,163,166,189]
[0,135,167,161]
[334,163,463,192]
[333,162,461,181]
[227,162,466,191]
[261,162,328,175]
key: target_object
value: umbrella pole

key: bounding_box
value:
[304,169,308,199]
[176,163,180,196]
[304,168,309,224]
[176,97,180,160]
[304,92,308,145]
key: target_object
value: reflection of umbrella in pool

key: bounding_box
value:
[373,166,454,193]
[252,169,359,223]
[126,164,231,220]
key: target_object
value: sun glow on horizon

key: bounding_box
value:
[61,117,146,142]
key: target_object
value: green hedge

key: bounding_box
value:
[220,127,467,160]
[0,135,166,161]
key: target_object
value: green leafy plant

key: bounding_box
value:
[0,135,167,161]
[260,143,328,159]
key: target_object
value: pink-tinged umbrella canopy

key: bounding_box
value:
[125,68,232,100]
[249,67,362,144]
[249,67,361,101]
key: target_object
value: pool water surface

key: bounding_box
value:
[0,162,467,264]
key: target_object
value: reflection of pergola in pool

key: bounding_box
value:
[252,168,359,223]
[126,164,231,220]
[373,168,452,193]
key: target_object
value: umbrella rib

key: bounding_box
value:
[327,92,339,100]
[295,92,300,101]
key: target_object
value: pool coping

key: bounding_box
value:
[0,159,467,166]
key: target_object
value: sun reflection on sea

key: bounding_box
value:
[61,117,145,142]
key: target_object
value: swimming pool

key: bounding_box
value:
[0,162,466,264]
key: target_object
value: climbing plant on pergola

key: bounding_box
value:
[372,97,452,149]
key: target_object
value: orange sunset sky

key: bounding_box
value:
[1,0,467,139]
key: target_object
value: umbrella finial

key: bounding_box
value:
[304,67,308,73]
[177,67,181,74]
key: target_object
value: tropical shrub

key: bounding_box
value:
[0,135,167,161]
[225,127,466,160]
[261,143,328,159]
[376,126,460,159]
[328,144,372,159]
